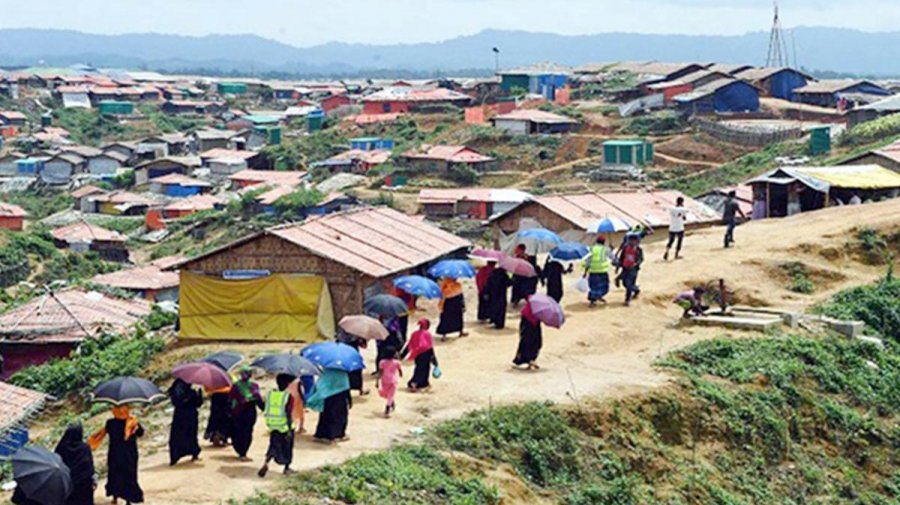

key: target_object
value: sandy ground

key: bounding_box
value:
[94,199,897,505]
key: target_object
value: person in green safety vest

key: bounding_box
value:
[583,235,616,306]
[258,374,296,477]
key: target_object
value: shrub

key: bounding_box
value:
[838,114,900,146]
[273,188,325,218]
[146,305,177,330]
[815,272,900,340]
[623,111,686,136]
[780,262,815,294]
[9,332,165,398]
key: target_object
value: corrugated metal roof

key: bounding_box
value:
[51,221,126,243]
[498,62,572,76]
[492,191,719,229]
[492,109,578,124]
[417,188,531,205]
[735,67,812,81]
[363,87,471,103]
[0,201,27,217]
[857,94,900,112]
[0,110,26,120]
[229,169,306,186]
[793,80,880,94]
[150,173,212,187]
[70,185,105,199]
[673,78,745,102]
[794,165,900,189]
[0,382,47,437]
[269,207,471,278]
[92,262,180,291]
[0,289,150,344]
[200,148,260,161]
[163,194,222,212]
[403,144,494,163]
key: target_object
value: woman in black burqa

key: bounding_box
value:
[168,378,203,466]
[54,423,96,505]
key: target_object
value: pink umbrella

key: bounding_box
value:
[527,294,566,329]
[469,249,506,261]
[172,362,232,390]
[499,257,537,278]
[339,315,389,341]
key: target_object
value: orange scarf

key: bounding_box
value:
[438,278,463,311]
[88,406,140,451]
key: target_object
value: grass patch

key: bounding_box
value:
[815,272,900,341]
[780,261,815,294]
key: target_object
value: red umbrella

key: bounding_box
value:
[499,257,537,278]
[172,362,232,390]
[527,294,566,329]
[339,315,389,341]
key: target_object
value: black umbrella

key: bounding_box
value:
[363,294,408,319]
[90,377,164,406]
[250,353,321,377]
[12,446,72,505]
[200,351,244,371]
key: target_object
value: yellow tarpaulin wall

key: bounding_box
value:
[179,272,335,342]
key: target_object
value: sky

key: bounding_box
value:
[1,0,899,47]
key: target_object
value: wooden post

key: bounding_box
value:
[765,183,771,218]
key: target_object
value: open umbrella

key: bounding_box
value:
[91,377,164,406]
[527,294,566,329]
[588,217,631,234]
[301,342,365,372]
[339,315,389,340]
[468,249,505,262]
[363,294,408,319]
[12,446,72,505]
[172,362,232,390]
[516,228,562,254]
[251,353,321,377]
[550,242,590,261]
[427,259,476,279]
[200,351,244,371]
[499,257,537,278]
[392,275,442,299]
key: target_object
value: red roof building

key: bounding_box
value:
[0,289,150,377]
[91,256,184,302]
[0,201,27,231]
[361,87,471,115]
[228,169,307,188]
[402,144,495,173]
[161,194,223,219]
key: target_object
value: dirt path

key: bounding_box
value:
[111,200,899,505]
[512,155,603,188]
[653,151,722,169]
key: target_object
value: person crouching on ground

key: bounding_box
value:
[674,286,707,318]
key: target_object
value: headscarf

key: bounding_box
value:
[54,424,94,486]
[521,297,540,326]
[476,263,495,293]
[88,406,140,450]
[168,378,195,408]
[305,369,350,413]
[230,366,261,411]
[406,319,433,362]
[514,244,527,258]
[438,278,463,312]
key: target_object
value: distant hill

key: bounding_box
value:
[2,27,900,77]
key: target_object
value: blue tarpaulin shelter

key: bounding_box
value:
[675,79,760,114]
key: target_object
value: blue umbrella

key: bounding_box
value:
[393,275,442,299]
[427,259,476,279]
[301,342,365,372]
[550,242,590,261]
[516,228,563,254]
[588,217,631,234]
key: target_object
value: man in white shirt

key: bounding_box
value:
[664,197,687,261]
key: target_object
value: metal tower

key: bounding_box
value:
[765,1,790,67]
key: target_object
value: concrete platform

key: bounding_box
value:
[690,314,783,330]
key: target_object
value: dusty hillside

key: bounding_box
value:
[70,200,899,505]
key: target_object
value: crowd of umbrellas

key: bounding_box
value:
[5,224,620,504]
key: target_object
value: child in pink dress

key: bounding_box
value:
[376,348,403,417]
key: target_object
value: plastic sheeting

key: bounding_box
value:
[179,272,335,342]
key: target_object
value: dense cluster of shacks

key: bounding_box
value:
[2,60,900,456]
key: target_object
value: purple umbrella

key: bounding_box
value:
[173,362,233,390]
[527,294,565,329]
